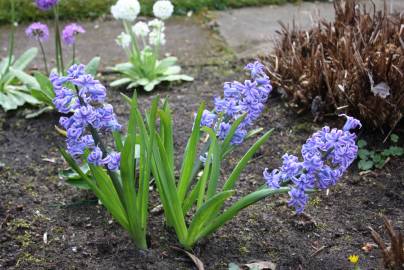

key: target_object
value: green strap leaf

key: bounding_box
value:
[195,187,290,244]
[186,190,235,247]
[222,129,274,191]
[177,103,205,203]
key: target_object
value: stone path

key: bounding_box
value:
[0,17,229,71]
[214,0,404,58]
[1,0,404,69]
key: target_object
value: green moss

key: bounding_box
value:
[16,253,45,267]
[308,196,322,207]
[239,245,249,254]
[7,218,30,231]
[16,231,33,248]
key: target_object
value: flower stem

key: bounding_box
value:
[5,0,16,76]
[38,40,49,75]
[72,43,76,64]
[53,6,64,73]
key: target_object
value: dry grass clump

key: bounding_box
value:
[264,0,404,129]
[370,217,404,269]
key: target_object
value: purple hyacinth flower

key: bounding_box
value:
[200,110,217,128]
[73,105,97,126]
[245,61,266,78]
[67,64,86,79]
[25,22,49,42]
[263,168,281,189]
[340,114,362,131]
[231,128,247,145]
[35,0,58,11]
[217,122,231,140]
[88,147,110,166]
[288,188,308,214]
[262,115,359,214]
[62,23,85,45]
[107,152,121,171]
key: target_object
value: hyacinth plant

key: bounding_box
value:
[110,0,193,92]
[142,61,282,249]
[18,0,99,114]
[53,64,156,249]
[0,0,40,111]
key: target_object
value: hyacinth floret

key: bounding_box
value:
[263,115,361,213]
[197,61,272,145]
[51,64,121,170]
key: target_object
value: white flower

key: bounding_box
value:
[132,21,150,37]
[111,0,141,22]
[153,0,174,20]
[149,30,166,46]
[116,32,131,48]
[148,19,165,31]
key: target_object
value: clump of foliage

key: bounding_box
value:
[110,0,192,92]
[265,0,404,129]
[0,0,40,111]
[357,134,403,171]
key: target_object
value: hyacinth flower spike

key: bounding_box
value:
[263,114,361,214]
[53,64,156,249]
[144,61,294,249]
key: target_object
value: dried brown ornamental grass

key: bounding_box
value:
[264,0,404,129]
[370,217,404,269]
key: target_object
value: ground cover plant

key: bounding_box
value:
[0,0,40,111]
[265,0,404,129]
[357,134,404,171]
[19,0,101,115]
[110,0,193,91]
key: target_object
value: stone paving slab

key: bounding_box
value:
[0,16,229,71]
[214,0,404,58]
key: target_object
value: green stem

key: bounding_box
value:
[72,43,76,64]
[88,125,125,206]
[53,6,64,73]
[5,0,16,76]
[38,40,49,75]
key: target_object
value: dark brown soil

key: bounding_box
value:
[1,63,403,270]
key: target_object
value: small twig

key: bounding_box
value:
[0,212,10,229]
[310,245,327,257]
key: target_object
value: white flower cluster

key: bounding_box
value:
[116,32,131,48]
[153,0,174,20]
[132,21,150,37]
[111,0,141,22]
[148,19,166,46]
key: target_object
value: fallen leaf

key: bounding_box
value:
[362,242,377,253]
[42,158,56,163]
[172,246,204,270]
[243,261,276,270]
[43,231,48,244]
